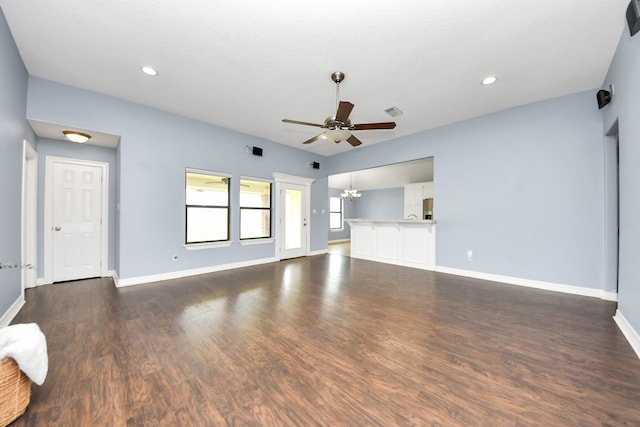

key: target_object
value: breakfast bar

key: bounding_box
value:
[345,219,436,270]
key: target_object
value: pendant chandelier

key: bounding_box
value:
[341,173,361,201]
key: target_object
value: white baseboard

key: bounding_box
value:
[116,257,278,288]
[35,277,51,287]
[309,249,329,256]
[613,310,640,359]
[328,239,350,244]
[435,266,617,301]
[108,270,119,287]
[0,294,25,327]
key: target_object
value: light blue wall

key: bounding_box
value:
[27,77,327,280]
[327,188,358,241]
[327,187,407,241]
[354,187,404,220]
[35,138,118,276]
[0,9,35,317]
[326,90,606,291]
[601,28,640,334]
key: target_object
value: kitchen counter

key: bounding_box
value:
[345,219,436,270]
[346,218,435,224]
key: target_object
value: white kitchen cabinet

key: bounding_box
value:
[404,181,433,219]
[422,181,434,199]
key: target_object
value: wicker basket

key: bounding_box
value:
[0,357,31,427]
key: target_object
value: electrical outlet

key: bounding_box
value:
[172,253,178,261]
[467,250,473,261]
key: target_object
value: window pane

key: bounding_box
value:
[186,172,229,206]
[285,188,302,249]
[186,207,228,243]
[330,197,342,212]
[330,212,342,229]
[240,180,271,208]
[240,209,271,239]
[240,179,272,240]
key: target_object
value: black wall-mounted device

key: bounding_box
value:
[627,0,640,36]
[312,161,320,169]
[597,89,612,109]
[252,146,263,157]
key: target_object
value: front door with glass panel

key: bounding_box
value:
[280,183,308,259]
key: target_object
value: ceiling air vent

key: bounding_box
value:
[384,106,403,117]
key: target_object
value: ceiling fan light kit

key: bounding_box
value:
[282,72,396,147]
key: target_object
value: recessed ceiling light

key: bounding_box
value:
[141,66,158,76]
[482,76,497,85]
[63,131,91,143]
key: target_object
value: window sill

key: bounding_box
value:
[240,238,274,246]
[330,229,344,232]
[184,241,233,250]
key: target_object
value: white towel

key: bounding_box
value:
[0,323,48,385]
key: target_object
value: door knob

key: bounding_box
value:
[54,226,61,231]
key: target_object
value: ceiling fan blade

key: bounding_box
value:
[351,122,396,130]
[302,133,326,144]
[282,119,326,128]
[347,135,362,147]
[335,101,355,122]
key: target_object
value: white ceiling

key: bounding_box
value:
[0,0,628,157]
[329,157,433,191]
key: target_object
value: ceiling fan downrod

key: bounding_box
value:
[331,71,345,111]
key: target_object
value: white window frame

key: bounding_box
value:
[329,196,344,231]
[185,168,231,247]
[239,176,273,243]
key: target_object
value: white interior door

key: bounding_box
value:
[48,158,106,282]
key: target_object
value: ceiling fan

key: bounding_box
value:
[282,72,396,147]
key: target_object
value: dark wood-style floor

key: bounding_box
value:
[10,251,640,426]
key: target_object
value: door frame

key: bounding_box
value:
[21,140,37,290]
[43,156,109,284]
[273,173,314,260]
[604,122,620,297]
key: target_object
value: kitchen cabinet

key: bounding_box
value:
[404,181,433,219]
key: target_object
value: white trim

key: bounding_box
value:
[240,238,274,246]
[273,173,315,261]
[35,278,51,287]
[116,257,278,288]
[185,167,231,178]
[435,266,618,301]
[329,239,350,244]
[21,140,38,294]
[613,310,640,359]
[309,249,329,256]
[272,173,315,186]
[0,295,25,327]
[109,270,119,287]
[184,241,233,250]
[44,156,109,283]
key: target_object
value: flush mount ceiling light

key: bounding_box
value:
[62,131,91,143]
[141,66,158,76]
[481,76,497,85]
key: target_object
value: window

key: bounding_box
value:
[185,170,230,244]
[240,178,272,240]
[330,196,343,230]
